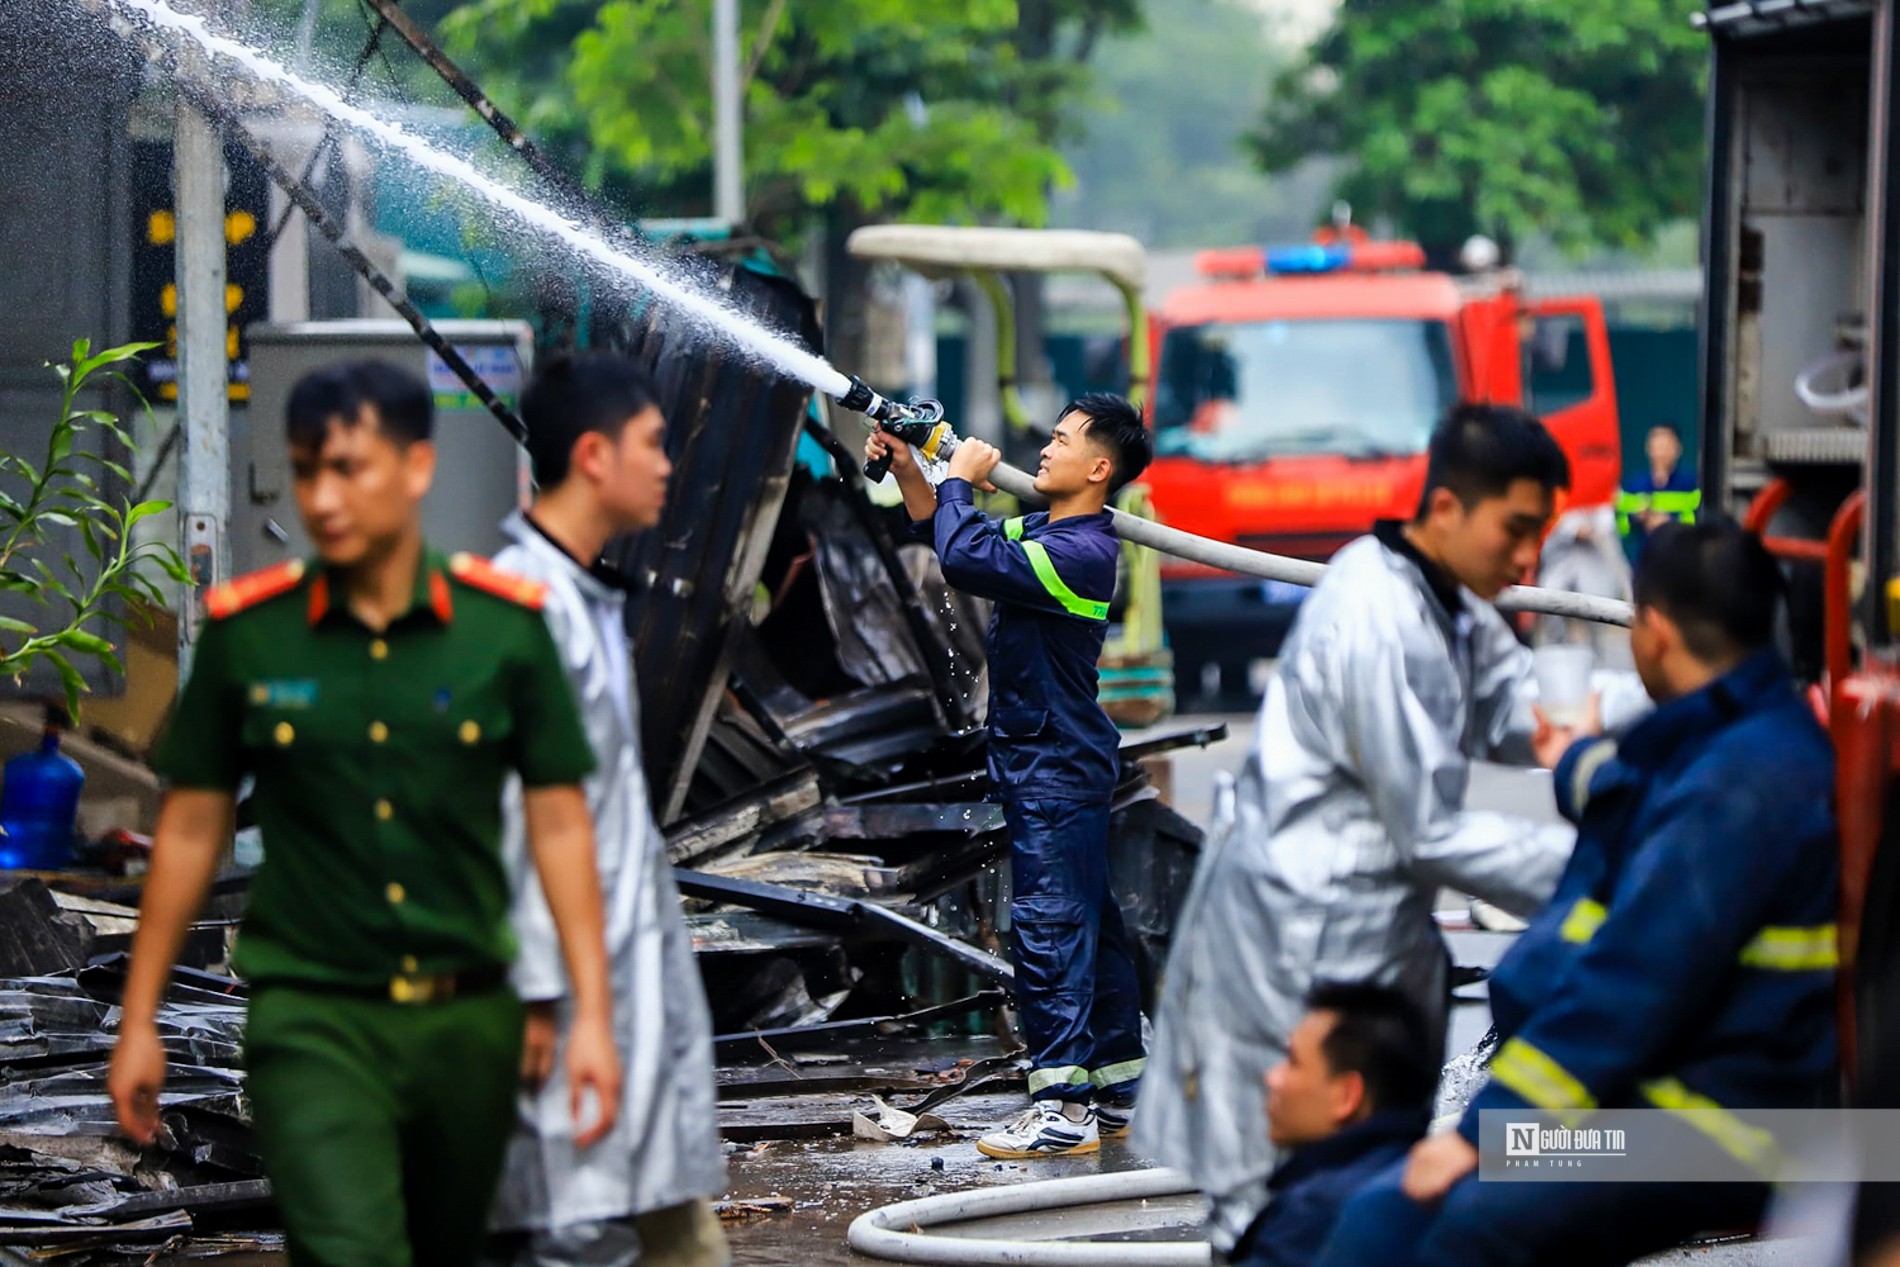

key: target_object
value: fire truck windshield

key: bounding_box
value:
[1152,318,1458,463]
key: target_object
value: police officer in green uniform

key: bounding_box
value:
[108,361,623,1267]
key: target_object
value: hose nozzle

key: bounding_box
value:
[839,377,951,482]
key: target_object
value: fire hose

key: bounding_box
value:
[846,1169,1210,1265]
[843,387,1635,628]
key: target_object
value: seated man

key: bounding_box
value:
[1231,982,1437,1267]
[1316,518,1840,1267]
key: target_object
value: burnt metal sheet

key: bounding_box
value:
[822,804,1005,840]
[713,990,1007,1061]
[665,768,825,868]
[608,255,822,825]
[1116,720,1230,762]
[1695,0,1873,36]
[674,870,1013,986]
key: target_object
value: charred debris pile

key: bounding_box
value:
[0,243,1215,1260]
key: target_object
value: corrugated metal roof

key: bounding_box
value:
[1692,0,1874,37]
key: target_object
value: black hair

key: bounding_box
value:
[1304,980,1439,1116]
[1412,402,1570,522]
[1061,392,1152,495]
[1632,518,1781,662]
[520,353,664,487]
[286,360,434,450]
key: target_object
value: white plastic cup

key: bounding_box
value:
[1533,644,1596,728]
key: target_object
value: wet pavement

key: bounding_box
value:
[123,712,1811,1264]
[717,1091,1194,1265]
[713,710,1539,1265]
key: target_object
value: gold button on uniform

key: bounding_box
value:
[369,721,389,743]
[251,685,270,705]
[274,722,295,746]
[369,639,389,661]
[385,882,406,905]
[400,955,419,973]
[459,720,481,745]
[375,799,393,821]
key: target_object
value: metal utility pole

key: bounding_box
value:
[174,92,230,677]
[712,0,743,224]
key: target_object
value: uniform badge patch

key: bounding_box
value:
[250,679,320,709]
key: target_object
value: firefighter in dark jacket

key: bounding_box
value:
[1317,518,1839,1267]
[867,393,1153,1159]
[1231,981,1437,1267]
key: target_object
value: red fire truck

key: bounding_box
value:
[1142,226,1622,702]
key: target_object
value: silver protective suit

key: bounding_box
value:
[491,512,726,1235]
[1133,534,1579,1251]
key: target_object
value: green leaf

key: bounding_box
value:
[72,341,159,384]
[37,511,77,528]
[127,500,171,526]
[0,616,36,636]
[78,519,103,565]
[42,649,87,722]
[59,628,116,658]
[30,560,72,603]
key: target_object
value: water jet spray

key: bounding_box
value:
[80,0,1635,628]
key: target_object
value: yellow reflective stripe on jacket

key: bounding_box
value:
[1738,924,1839,971]
[1640,1077,1781,1175]
[1560,898,1608,945]
[1649,490,1702,517]
[1615,488,1701,533]
[1567,738,1618,817]
[1004,517,1025,541]
[1022,540,1110,621]
[1490,1038,1596,1126]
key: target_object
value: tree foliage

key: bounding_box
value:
[1252,0,1708,256]
[0,343,190,720]
[1056,0,1335,249]
[432,0,1134,234]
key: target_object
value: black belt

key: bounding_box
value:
[266,964,510,1005]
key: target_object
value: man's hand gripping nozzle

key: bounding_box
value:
[840,376,954,482]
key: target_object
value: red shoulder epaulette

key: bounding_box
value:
[205,560,307,621]
[448,553,547,611]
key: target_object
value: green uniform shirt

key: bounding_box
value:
[153,547,596,989]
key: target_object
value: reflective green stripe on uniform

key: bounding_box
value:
[1567,739,1619,817]
[1490,1037,1597,1126]
[1616,488,1702,534]
[1560,898,1608,945]
[1004,517,1026,541]
[1028,1065,1092,1095]
[1090,1057,1147,1088]
[1640,1076,1781,1175]
[1738,924,1839,971]
[1022,541,1110,621]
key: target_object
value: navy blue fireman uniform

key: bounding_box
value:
[917,476,1145,1102]
[1315,649,1839,1267]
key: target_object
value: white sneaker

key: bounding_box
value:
[976,1101,1100,1159]
[1094,1096,1135,1139]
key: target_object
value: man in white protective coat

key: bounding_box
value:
[1136,404,1634,1256]
[489,354,728,1267]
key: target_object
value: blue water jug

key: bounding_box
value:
[0,727,85,871]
